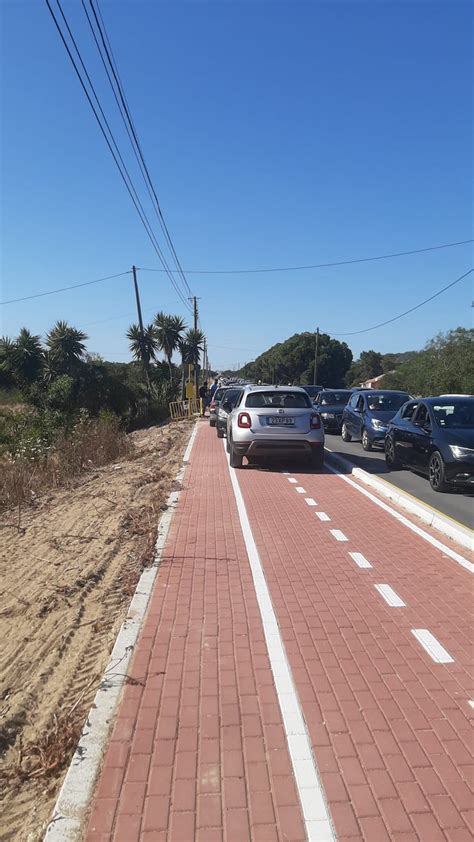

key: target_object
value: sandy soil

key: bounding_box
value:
[0,419,194,842]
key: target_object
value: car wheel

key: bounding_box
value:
[310,449,324,469]
[341,422,351,442]
[385,436,402,470]
[209,419,216,428]
[229,442,243,468]
[217,427,224,438]
[361,428,372,451]
[226,435,231,453]
[429,451,449,492]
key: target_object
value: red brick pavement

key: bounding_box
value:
[237,457,473,840]
[85,422,473,841]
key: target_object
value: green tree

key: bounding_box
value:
[241,332,352,387]
[45,321,88,376]
[154,312,187,380]
[126,323,159,368]
[0,329,44,387]
[383,327,474,395]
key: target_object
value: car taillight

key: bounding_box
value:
[310,413,321,429]
[238,412,252,428]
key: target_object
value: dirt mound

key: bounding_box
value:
[0,420,193,842]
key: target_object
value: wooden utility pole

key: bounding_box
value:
[313,326,320,386]
[132,265,150,391]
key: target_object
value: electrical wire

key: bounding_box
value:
[86,0,193,299]
[0,271,131,306]
[45,0,192,312]
[328,268,473,337]
[138,238,473,275]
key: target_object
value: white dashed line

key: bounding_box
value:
[305,498,317,507]
[374,584,406,608]
[295,487,306,494]
[315,512,331,522]
[411,629,454,664]
[224,443,336,842]
[282,471,290,475]
[468,701,474,710]
[330,529,348,542]
[349,552,372,569]
[288,478,298,484]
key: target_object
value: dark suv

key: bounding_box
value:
[314,389,352,433]
[341,390,411,451]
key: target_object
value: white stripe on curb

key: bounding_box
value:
[44,422,199,842]
[224,443,336,842]
[330,529,348,542]
[325,449,474,555]
[325,463,474,574]
[374,584,406,608]
[349,552,372,569]
[411,629,454,664]
[315,512,331,522]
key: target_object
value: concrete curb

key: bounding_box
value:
[325,449,473,554]
[43,422,199,842]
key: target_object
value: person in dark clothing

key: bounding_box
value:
[199,382,209,416]
[209,378,218,398]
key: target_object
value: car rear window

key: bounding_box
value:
[245,391,311,409]
[320,391,351,405]
[213,388,225,402]
[432,400,474,429]
[367,393,410,411]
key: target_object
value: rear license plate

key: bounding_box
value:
[268,417,295,426]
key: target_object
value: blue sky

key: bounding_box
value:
[1,0,472,371]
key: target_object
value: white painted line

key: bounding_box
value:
[224,442,336,842]
[468,701,474,710]
[315,511,331,521]
[374,583,406,608]
[288,477,298,484]
[295,486,306,494]
[349,551,372,569]
[411,629,454,664]
[326,460,474,571]
[305,498,317,507]
[282,471,290,475]
[44,423,199,841]
[330,529,348,542]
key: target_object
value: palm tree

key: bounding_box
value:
[177,337,193,400]
[0,329,44,386]
[184,328,205,392]
[154,312,187,380]
[126,323,159,367]
[45,320,88,375]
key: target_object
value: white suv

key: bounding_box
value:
[225,386,325,469]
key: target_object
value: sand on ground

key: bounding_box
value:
[0,419,194,842]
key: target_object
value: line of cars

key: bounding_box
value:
[209,380,474,491]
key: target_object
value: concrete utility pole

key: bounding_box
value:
[313,326,320,386]
[132,265,150,391]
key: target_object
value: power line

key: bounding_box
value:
[85,0,193,300]
[138,238,473,275]
[0,271,131,306]
[45,0,192,312]
[329,268,473,337]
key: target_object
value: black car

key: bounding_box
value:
[385,396,474,492]
[215,388,243,438]
[314,389,352,433]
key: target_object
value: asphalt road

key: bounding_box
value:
[324,433,474,531]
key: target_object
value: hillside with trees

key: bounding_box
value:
[240,332,352,387]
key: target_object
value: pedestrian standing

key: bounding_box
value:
[199,382,209,416]
[209,378,218,399]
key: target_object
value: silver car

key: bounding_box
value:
[226,386,325,469]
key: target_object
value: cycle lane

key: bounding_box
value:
[234,460,473,841]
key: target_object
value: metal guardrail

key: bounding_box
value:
[169,398,202,420]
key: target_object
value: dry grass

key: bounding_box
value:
[0,415,130,512]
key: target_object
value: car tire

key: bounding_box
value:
[209,419,216,428]
[429,451,449,493]
[341,423,351,442]
[385,436,402,470]
[226,435,231,453]
[217,427,224,439]
[229,442,243,468]
[361,428,372,451]
[310,449,324,469]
